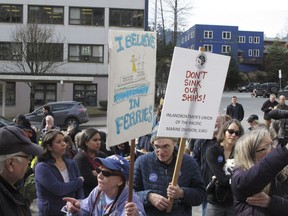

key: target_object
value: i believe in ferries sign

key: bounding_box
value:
[107,30,156,147]
[158,47,230,139]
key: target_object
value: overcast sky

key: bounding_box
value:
[149,0,288,38]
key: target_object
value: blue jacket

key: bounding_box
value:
[231,144,288,216]
[35,158,84,216]
[133,150,206,216]
[79,186,146,215]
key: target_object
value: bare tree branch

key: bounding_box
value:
[1,22,66,111]
[162,0,193,46]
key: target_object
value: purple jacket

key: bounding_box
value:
[35,158,84,216]
[231,144,288,216]
[80,186,146,215]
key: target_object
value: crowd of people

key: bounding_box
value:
[1,93,288,216]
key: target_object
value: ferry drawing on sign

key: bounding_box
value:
[114,53,150,103]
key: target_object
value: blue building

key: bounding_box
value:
[179,24,264,72]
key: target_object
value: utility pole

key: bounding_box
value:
[279,69,282,91]
[154,0,157,31]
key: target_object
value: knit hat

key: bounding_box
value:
[150,124,178,143]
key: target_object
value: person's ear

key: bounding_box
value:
[117,177,124,186]
[47,144,53,151]
[5,158,15,172]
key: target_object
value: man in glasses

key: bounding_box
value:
[0,126,43,216]
[133,126,206,216]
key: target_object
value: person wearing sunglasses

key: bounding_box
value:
[34,130,84,216]
[205,119,244,216]
[0,126,43,216]
[232,129,288,216]
[192,114,232,216]
[63,155,146,216]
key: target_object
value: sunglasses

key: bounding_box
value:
[226,129,241,136]
[95,167,120,178]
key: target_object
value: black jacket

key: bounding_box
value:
[261,99,279,120]
[206,143,234,207]
[73,150,107,197]
[226,103,244,121]
[192,138,217,186]
[0,175,31,216]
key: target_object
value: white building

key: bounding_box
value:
[0,0,148,117]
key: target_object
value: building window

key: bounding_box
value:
[204,31,213,39]
[0,4,22,23]
[204,44,213,52]
[74,84,97,106]
[222,45,231,53]
[35,83,56,105]
[109,9,144,28]
[249,36,253,43]
[254,36,260,44]
[238,36,245,43]
[28,5,64,24]
[68,44,103,63]
[27,43,63,62]
[222,31,231,39]
[253,49,260,57]
[0,42,22,61]
[0,82,15,105]
[191,31,195,38]
[69,7,104,26]
[248,49,252,56]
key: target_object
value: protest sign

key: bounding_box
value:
[158,47,230,139]
[107,30,156,147]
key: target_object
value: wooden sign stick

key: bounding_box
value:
[128,139,136,202]
[166,137,186,212]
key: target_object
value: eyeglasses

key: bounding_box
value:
[153,144,172,151]
[226,129,241,136]
[95,167,120,178]
[256,143,273,153]
[14,155,33,161]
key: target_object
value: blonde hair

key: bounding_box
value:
[234,129,271,193]
[75,131,84,148]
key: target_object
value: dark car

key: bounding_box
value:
[255,82,279,98]
[25,101,89,129]
[238,82,260,92]
[0,116,14,127]
[277,85,288,98]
